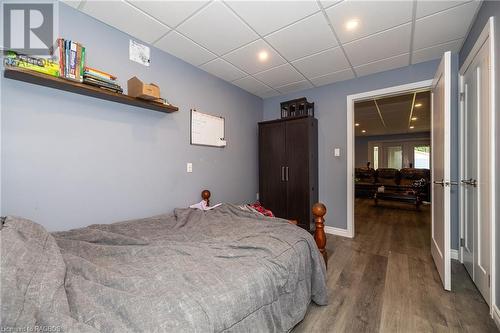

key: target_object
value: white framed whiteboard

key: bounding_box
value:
[190,109,226,148]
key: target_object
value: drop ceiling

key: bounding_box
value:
[355,91,431,136]
[64,0,481,98]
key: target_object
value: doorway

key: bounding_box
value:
[347,52,453,291]
[346,79,433,239]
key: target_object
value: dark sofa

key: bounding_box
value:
[355,167,430,203]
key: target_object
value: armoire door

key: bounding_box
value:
[259,122,287,218]
[285,119,310,228]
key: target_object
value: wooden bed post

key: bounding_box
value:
[201,190,211,207]
[313,203,327,268]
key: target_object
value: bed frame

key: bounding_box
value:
[201,190,328,267]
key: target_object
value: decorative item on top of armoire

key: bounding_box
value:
[258,116,318,231]
[280,97,314,119]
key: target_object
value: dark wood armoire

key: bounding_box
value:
[258,116,318,231]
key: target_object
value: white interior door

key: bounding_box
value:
[461,35,492,304]
[462,69,477,278]
[431,51,452,291]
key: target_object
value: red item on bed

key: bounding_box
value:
[250,201,274,217]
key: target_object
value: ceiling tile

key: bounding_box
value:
[343,23,411,66]
[256,89,281,99]
[82,0,170,44]
[310,69,355,87]
[225,1,320,36]
[320,0,342,9]
[254,64,304,88]
[61,0,80,9]
[155,31,216,66]
[200,58,247,82]
[276,80,313,94]
[326,0,413,43]
[265,12,338,61]
[232,76,271,94]
[292,47,350,79]
[176,1,258,55]
[128,1,208,28]
[354,53,409,77]
[413,1,481,50]
[416,0,472,19]
[412,38,464,64]
[223,39,286,74]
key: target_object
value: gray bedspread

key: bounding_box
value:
[1,204,327,332]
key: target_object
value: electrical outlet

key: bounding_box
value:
[187,163,193,173]
[334,148,341,157]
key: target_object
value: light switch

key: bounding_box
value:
[187,163,193,173]
[334,148,341,157]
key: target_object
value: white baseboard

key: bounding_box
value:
[450,249,459,260]
[324,226,353,238]
[492,305,500,330]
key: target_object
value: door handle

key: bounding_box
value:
[433,179,445,186]
[434,179,458,187]
[460,178,477,187]
[285,167,289,182]
[281,166,285,182]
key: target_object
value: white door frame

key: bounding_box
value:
[459,16,496,313]
[346,79,433,238]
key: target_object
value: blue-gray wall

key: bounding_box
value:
[459,0,500,309]
[0,3,263,231]
[263,58,461,250]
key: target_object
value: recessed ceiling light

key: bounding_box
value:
[409,126,415,129]
[355,123,360,126]
[345,19,359,31]
[361,129,366,133]
[415,103,422,107]
[411,117,418,121]
[258,50,268,62]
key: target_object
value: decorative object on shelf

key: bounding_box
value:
[127,76,160,100]
[280,97,314,119]
[3,67,178,114]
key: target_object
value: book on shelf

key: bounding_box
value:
[3,51,60,77]
[85,67,116,80]
[83,76,123,93]
[83,66,122,94]
[57,38,85,82]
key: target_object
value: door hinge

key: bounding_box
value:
[460,238,465,247]
[460,92,465,102]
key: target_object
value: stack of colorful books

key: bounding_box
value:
[4,50,60,77]
[57,38,85,82]
[83,67,123,93]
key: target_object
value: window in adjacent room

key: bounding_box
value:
[414,145,431,168]
[387,146,402,169]
[373,146,379,169]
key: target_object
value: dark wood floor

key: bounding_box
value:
[294,198,497,332]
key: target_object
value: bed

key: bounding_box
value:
[1,191,328,332]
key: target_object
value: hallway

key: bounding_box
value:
[294,198,497,332]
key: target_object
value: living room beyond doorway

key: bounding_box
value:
[354,90,431,218]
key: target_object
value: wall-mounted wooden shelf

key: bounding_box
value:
[3,67,179,114]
